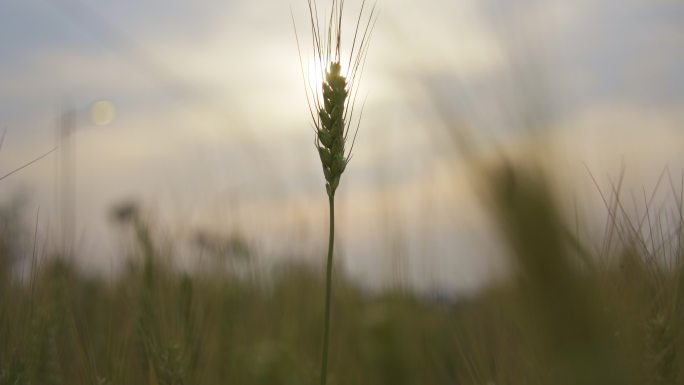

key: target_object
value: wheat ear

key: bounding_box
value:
[293,1,376,384]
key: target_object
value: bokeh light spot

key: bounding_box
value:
[90,100,116,126]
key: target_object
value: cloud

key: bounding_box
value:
[1,0,684,291]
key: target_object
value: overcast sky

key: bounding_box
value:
[1,0,683,293]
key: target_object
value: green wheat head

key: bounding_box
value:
[317,62,348,196]
[293,0,377,197]
[293,2,376,385]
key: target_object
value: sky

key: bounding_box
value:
[1,0,683,293]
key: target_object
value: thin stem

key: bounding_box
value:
[320,191,335,385]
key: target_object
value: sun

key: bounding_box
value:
[305,57,350,105]
[306,58,325,98]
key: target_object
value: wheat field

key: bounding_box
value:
[2,0,684,384]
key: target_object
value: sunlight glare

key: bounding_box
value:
[306,57,350,103]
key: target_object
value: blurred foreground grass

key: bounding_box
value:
[1,162,684,385]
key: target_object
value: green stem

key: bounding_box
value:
[320,191,335,385]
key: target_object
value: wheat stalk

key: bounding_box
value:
[293,1,376,384]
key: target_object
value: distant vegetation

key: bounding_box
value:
[1,160,684,385]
